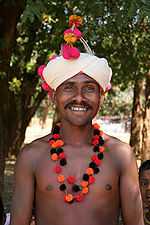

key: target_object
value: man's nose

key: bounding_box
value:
[73,88,85,103]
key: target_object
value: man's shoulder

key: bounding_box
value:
[105,134,134,171]
[24,134,50,150]
[17,134,51,164]
[105,134,131,153]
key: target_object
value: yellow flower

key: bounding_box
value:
[64,33,77,44]
[69,15,83,27]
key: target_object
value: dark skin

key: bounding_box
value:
[139,169,150,224]
[11,73,144,225]
[140,169,150,208]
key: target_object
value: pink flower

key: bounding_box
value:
[106,83,112,92]
[41,82,50,91]
[62,44,80,59]
[64,28,82,39]
[37,64,46,79]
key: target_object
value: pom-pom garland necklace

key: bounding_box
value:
[49,123,108,204]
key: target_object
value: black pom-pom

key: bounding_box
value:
[72,184,80,192]
[68,199,74,204]
[93,146,99,152]
[50,148,56,154]
[93,167,100,174]
[89,162,97,169]
[93,129,100,135]
[49,137,54,142]
[53,125,60,134]
[98,153,104,160]
[60,158,67,166]
[56,148,63,154]
[99,136,105,146]
[82,174,89,181]
[59,184,66,191]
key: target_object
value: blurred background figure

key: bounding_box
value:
[139,160,150,225]
[0,195,5,225]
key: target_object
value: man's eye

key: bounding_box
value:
[84,86,96,92]
[141,180,149,186]
[63,85,73,91]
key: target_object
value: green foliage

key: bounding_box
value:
[21,0,47,24]
[100,87,133,116]
[8,77,22,94]
[3,0,150,118]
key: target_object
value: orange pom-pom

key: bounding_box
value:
[57,175,65,183]
[64,193,73,202]
[93,123,100,129]
[51,140,64,148]
[86,167,94,175]
[51,153,58,161]
[56,140,64,147]
[99,146,105,153]
[80,181,88,188]
[82,187,89,194]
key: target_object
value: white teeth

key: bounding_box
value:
[71,106,87,112]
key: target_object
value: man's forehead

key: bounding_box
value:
[63,72,98,84]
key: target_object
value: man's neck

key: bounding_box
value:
[60,121,93,147]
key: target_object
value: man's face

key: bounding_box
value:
[54,73,102,126]
[140,169,150,207]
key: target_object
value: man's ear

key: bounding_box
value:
[99,93,105,106]
[51,90,56,105]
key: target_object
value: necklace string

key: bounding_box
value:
[49,123,108,203]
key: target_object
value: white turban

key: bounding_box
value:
[43,53,112,92]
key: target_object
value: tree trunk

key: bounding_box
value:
[130,79,144,158]
[141,72,150,161]
[0,0,25,194]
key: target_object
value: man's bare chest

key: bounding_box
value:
[34,148,120,203]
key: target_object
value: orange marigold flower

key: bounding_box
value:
[51,153,58,161]
[56,140,64,147]
[99,146,105,153]
[69,15,83,27]
[82,187,89,194]
[52,140,64,148]
[80,181,88,188]
[86,167,94,175]
[64,33,77,44]
[64,193,73,202]
[93,123,100,130]
[57,174,65,183]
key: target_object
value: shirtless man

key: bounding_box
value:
[139,160,150,225]
[10,15,144,225]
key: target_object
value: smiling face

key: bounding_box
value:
[54,73,103,126]
[140,169,150,207]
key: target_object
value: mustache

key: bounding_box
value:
[146,190,150,196]
[64,100,92,109]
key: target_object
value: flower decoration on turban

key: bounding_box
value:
[37,15,112,94]
[37,54,57,96]
[61,15,92,59]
